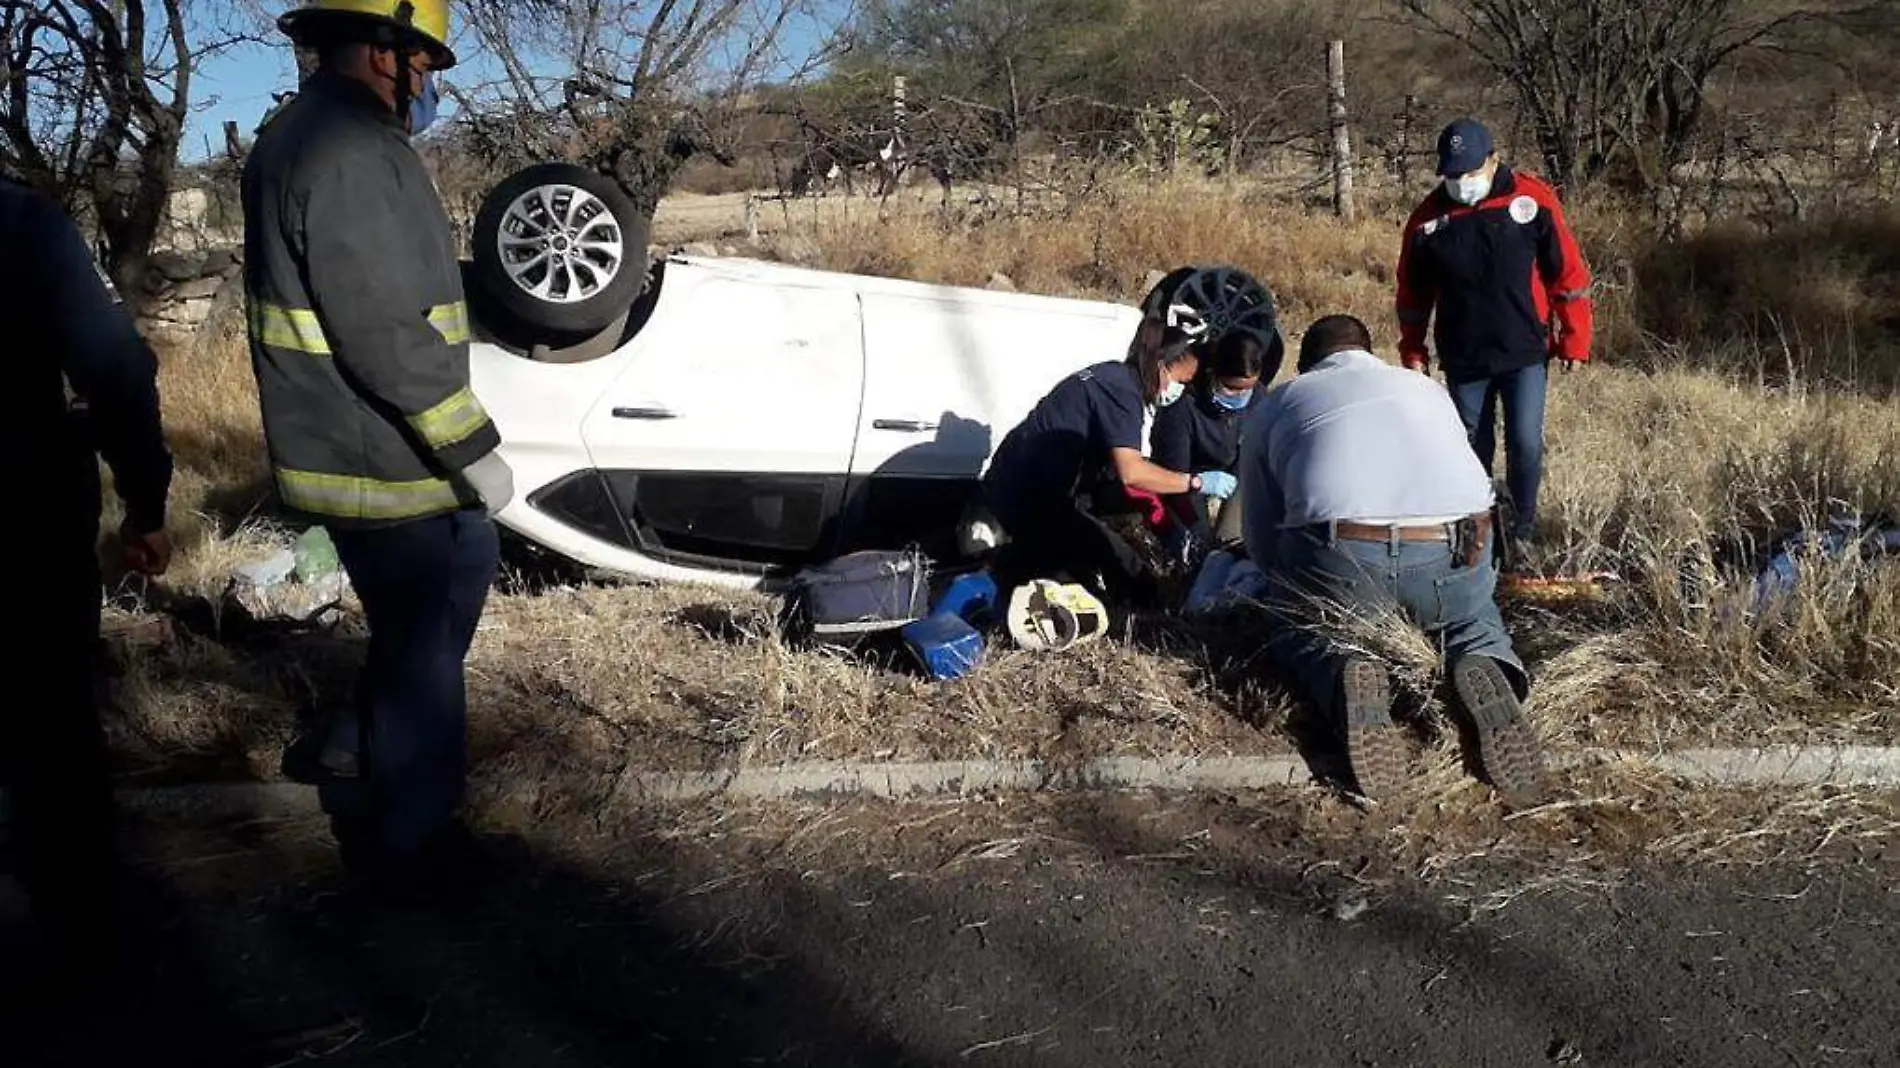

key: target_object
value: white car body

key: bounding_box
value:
[469,253,1145,589]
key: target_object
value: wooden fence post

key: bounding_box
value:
[1398,93,1417,188]
[1327,40,1356,224]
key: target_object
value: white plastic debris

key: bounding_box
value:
[225,529,350,625]
[234,549,296,588]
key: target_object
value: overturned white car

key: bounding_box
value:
[462,165,1143,589]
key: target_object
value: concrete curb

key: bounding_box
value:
[40,746,1894,822]
[1631,746,1900,788]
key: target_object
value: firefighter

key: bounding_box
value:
[1,178,172,974]
[1395,118,1594,554]
[244,0,515,886]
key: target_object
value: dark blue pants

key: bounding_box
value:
[1448,361,1548,538]
[3,489,120,952]
[324,508,499,860]
[1259,525,1525,722]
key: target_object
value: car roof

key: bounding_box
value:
[663,252,1144,322]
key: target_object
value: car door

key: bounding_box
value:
[578,269,865,574]
[841,287,1139,557]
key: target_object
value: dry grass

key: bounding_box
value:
[102,177,1899,826]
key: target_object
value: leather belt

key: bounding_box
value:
[1330,512,1491,544]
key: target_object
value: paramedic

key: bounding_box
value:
[1395,117,1593,548]
[981,266,1275,604]
[1150,327,1282,547]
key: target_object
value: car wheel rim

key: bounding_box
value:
[496,183,625,304]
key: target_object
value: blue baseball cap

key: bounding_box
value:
[1436,118,1494,176]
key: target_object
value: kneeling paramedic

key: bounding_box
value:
[246,0,514,880]
[1239,315,1545,808]
[981,266,1278,606]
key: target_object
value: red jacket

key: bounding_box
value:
[1395,167,1593,379]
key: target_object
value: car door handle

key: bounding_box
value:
[873,418,939,433]
[613,406,679,420]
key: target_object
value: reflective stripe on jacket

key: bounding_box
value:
[240,69,499,527]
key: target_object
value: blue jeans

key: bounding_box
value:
[1259,525,1524,722]
[325,508,500,859]
[1448,361,1547,538]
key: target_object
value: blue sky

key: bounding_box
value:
[184,4,852,163]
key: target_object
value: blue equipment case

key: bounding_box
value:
[902,611,987,681]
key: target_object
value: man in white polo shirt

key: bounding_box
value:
[1239,314,1544,807]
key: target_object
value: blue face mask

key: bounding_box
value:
[408,71,439,135]
[1212,389,1253,412]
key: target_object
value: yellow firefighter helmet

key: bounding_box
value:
[278,0,455,69]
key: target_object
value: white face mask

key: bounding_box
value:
[1445,172,1492,206]
[1156,379,1186,407]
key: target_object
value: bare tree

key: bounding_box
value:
[1111,0,1337,172]
[450,0,848,219]
[1,1,254,300]
[1391,0,1876,197]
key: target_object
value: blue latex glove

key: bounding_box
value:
[1196,470,1237,500]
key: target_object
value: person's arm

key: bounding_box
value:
[1395,202,1438,373]
[299,155,500,474]
[1111,448,1196,496]
[37,194,173,566]
[1531,179,1594,367]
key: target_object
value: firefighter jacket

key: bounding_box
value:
[1394,167,1594,381]
[241,69,497,528]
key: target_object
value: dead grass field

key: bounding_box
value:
[101,177,1899,831]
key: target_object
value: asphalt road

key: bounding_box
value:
[3,793,1895,1067]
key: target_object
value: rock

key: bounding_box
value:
[1329,889,1370,923]
[986,271,1016,292]
[170,275,227,302]
[101,612,176,654]
[200,248,238,275]
[150,251,202,282]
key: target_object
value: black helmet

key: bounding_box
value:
[1139,264,1281,361]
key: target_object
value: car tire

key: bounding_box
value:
[471,163,650,339]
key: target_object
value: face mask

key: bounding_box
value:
[1156,380,1186,408]
[408,71,439,135]
[1444,171,1491,206]
[1212,390,1253,412]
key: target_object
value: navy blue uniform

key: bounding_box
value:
[1149,386,1261,476]
[981,361,1149,602]
[1,179,171,959]
[1150,383,1262,536]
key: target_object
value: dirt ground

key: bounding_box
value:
[4,791,1895,1067]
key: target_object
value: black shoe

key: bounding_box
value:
[1340,659,1406,801]
[1453,657,1546,809]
